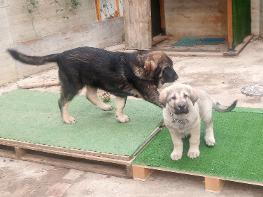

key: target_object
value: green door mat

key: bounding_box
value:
[134,108,263,184]
[0,90,162,157]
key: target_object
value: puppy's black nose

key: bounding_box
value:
[177,103,186,110]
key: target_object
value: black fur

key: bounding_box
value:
[8,47,178,109]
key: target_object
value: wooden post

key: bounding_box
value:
[159,0,165,33]
[15,147,26,159]
[115,0,120,17]
[205,177,224,193]
[227,0,233,49]
[132,165,152,181]
[95,0,101,21]
[124,0,152,49]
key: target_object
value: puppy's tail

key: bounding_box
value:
[213,100,238,112]
[7,49,58,66]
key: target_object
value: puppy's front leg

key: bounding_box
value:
[187,122,200,159]
[169,129,183,160]
[86,86,112,111]
[115,96,129,123]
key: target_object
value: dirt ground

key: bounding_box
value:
[0,39,262,196]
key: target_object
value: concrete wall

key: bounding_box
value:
[0,0,124,85]
[164,0,227,39]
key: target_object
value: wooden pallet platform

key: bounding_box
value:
[0,138,134,178]
[0,127,161,178]
[132,165,263,193]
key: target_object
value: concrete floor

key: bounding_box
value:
[0,39,263,196]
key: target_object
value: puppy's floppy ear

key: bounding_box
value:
[144,59,157,72]
[186,85,198,104]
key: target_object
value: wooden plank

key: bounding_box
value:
[124,0,152,49]
[0,148,130,177]
[132,164,263,187]
[18,81,60,89]
[159,0,165,33]
[223,35,253,56]
[132,165,152,181]
[0,149,16,159]
[15,147,26,159]
[205,177,224,193]
[22,153,130,178]
[95,0,101,21]
[115,0,120,17]
[157,50,223,57]
[152,35,168,46]
[227,0,233,49]
[0,138,131,164]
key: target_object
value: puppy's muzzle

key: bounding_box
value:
[174,102,189,114]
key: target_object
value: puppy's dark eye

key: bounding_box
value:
[184,94,188,98]
[171,96,176,100]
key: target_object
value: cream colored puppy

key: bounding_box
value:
[159,83,237,160]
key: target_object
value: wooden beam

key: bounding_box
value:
[15,147,26,159]
[132,165,152,181]
[95,0,101,21]
[159,0,165,33]
[205,177,224,193]
[124,0,152,49]
[17,81,60,89]
[115,0,120,17]
[223,35,253,56]
[0,138,131,164]
[0,148,130,178]
[227,0,233,49]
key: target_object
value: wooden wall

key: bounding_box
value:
[124,0,152,49]
[164,0,227,39]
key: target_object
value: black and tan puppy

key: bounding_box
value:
[8,47,178,124]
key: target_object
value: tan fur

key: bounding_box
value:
[160,83,237,160]
[61,102,76,124]
[86,86,113,111]
[136,51,170,81]
[115,96,129,123]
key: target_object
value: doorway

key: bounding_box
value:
[151,0,163,36]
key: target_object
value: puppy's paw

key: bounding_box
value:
[116,114,130,123]
[63,116,76,124]
[100,104,113,111]
[205,136,216,146]
[187,149,200,159]
[170,150,183,161]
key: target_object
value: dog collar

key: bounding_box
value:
[169,112,189,125]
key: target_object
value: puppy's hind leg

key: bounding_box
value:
[204,118,216,146]
[202,108,216,146]
[58,91,77,124]
[115,96,129,123]
[86,86,112,111]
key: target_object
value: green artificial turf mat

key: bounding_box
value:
[0,90,162,156]
[134,109,263,183]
